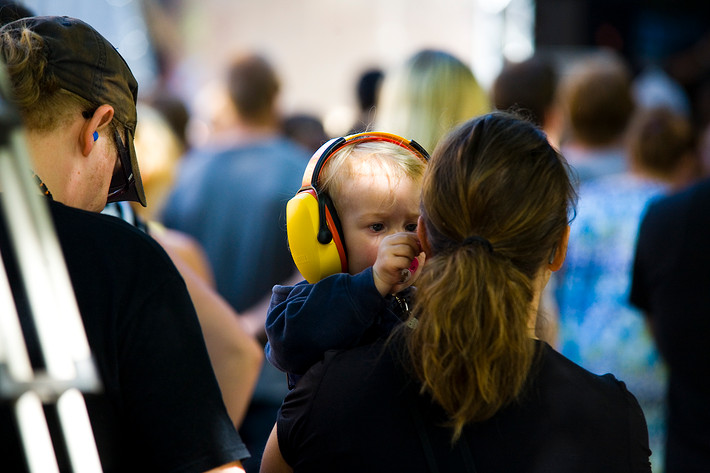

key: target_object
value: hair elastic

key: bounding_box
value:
[461,235,494,253]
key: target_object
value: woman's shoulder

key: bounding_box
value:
[525,341,649,445]
[534,341,636,401]
[473,342,652,471]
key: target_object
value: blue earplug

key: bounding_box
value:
[93,131,99,142]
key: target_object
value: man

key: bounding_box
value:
[161,53,310,472]
[162,53,309,319]
[491,54,563,148]
[0,16,248,471]
[556,51,636,183]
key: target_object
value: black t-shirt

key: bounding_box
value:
[0,199,248,472]
[278,338,651,473]
[630,178,710,472]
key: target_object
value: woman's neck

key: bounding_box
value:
[528,267,552,340]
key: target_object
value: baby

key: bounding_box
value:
[265,133,428,387]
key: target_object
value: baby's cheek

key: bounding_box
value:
[346,237,381,275]
[365,244,380,267]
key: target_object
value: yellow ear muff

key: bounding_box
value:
[286,188,347,283]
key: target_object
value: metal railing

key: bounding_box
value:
[0,60,103,473]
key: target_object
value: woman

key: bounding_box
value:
[555,105,700,470]
[260,113,652,473]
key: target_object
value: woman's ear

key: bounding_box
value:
[80,104,114,156]
[549,225,570,272]
[416,216,431,255]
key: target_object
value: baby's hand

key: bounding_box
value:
[372,232,426,297]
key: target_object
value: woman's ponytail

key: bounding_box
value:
[407,240,535,441]
[404,112,576,441]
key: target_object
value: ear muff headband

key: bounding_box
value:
[287,132,430,283]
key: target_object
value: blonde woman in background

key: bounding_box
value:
[133,102,185,222]
[375,49,490,153]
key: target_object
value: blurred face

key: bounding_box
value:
[336,159,421,275]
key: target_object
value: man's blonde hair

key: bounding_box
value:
[1,27,92,131]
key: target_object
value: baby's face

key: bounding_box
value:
[337,165,421,275]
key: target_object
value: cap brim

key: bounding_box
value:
[124,127,146,207]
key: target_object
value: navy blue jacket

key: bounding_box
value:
[265,267,412,388]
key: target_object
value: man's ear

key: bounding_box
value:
[80,104,114,156]
[549,225,570,272]
[416,216,431,255]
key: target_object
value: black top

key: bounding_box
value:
[630,178,710,472]
[0,199,248,472]
[278,338,651,473]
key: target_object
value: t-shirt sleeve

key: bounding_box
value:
[118,271,249,471]
[265,267,386,375]
[619,381,653,473]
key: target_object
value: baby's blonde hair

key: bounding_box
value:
[320,140,426,209]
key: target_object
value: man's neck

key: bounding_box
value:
[210,122,280,147]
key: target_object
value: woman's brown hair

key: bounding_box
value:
[405,112,576,440]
